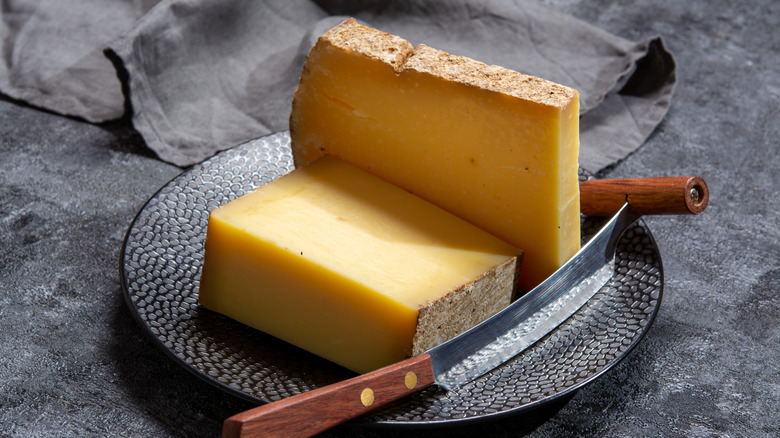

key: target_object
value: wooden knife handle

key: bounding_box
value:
[222,354,435,438]
[580,175,709,216]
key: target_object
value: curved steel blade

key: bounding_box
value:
[427,203,640,390]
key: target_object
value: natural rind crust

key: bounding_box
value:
[320,18,413,72]
[317,18,578,108]
[413,256,521,355]
[407,44,577,108]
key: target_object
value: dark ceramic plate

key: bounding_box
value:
[120,131,663,427]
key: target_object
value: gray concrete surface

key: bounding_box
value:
[1,0,778,436]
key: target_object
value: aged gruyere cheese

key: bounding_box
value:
[198,156,522,373]
[290,18,580,290]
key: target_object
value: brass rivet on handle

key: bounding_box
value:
[685,176,709,214]
[404,372,418,390]
[360,388,374,407]
[690,187,701,204]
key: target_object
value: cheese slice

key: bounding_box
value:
[198,156,522,373]
[290,18,580,290]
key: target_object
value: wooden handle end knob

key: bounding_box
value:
[580,175,710,216]
[683,175,709,215]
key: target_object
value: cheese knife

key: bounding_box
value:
[223,175,709,438]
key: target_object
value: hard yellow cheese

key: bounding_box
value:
[290,18,580,290]
[198,156,522,373]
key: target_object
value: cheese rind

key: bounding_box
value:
[198,156,522,373]
[290,18,580,290]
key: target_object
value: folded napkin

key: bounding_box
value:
[0,0,675,173]
[0,0,159,122]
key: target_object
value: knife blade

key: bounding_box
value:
[223,175,709,438]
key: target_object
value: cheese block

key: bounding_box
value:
[198,156,522,373]
[290,18,580,290]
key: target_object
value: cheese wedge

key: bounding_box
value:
[198,156,522,373]
[290,18,580,290]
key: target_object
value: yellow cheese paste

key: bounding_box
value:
[198,156,522,373]
[290,18,580,290]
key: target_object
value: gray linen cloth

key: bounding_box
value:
[0,0,160,123]
[0,0,675,173]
